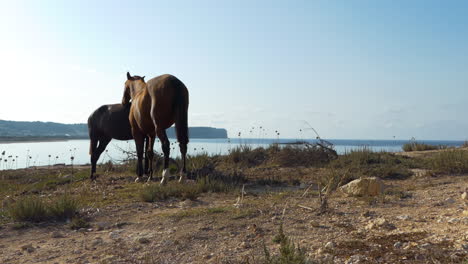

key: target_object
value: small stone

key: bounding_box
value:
[95,222,110,231]
[109,230,123,240]
[324,241,335,251]
[345,254,367,264]
[365,218,396,230]
[239,241,250,249]
[51,231,64,238]
[21,244,35,253]
[73,250,82,254]
[361,211,372,217]
[91,237,103,247]
[448,218,459,224]
[420,243,431,249]
[136,237,150,244]
[393,242,403,249]
[462,192,467,201]
[396,215,410,221]
[315,247,324,255]
[445,198,455,204]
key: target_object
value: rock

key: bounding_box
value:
[419,243,431,249]
[324,241,335,251]
[340,177,384,197]
[91,237,103,247]
[462,192,467,202]
[109,230,123,240]
[239,241,250,249]
[136,237,150,244]
[393,242,403,249]
[365,218,396,230]
[21,244,35,253]
[95,222,111,231]
[61,174,72,179]
[448,218,459,224]
[445,198,455,204]
[396,215,410,221]
[345,254,367,264]
[51,231,64,238]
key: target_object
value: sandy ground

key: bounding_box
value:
[0,168,467,264]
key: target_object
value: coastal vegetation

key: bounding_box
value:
[0,143,467,263]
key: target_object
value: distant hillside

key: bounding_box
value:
[0,120,227,139]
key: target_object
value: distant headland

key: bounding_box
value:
[0,119,227,142]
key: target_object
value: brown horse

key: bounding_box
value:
[122,72,189,184]
[87,103,149,180]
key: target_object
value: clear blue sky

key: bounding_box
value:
[1,0,467,140]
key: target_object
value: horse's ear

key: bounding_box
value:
[142,76,145,81]
[127,72,131,80]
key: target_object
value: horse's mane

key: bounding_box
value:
[129,75,145,81]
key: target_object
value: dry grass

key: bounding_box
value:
[8,194,79,223]
[402,142,441,152]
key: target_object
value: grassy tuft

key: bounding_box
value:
[327,148,414,185]
[8,197,48,222]
[49,194,79,221]
[429,149,468,174]
[69,217,90,230]
[402,142,440,152]
[8,195,80,223]
[264,224,310,264]
[140,176,233,202]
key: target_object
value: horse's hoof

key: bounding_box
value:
[160,177,167,185]
[146,177,152,183]
[134,177,142,183]
[178,172,187,183]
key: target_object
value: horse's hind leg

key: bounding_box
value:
[92,137,111,180]
[90,137,99,180]
[143,136,150,175]
[157,128,171,185]
[145,137,155,182]
[178,142,187,183]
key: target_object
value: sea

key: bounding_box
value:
[0,138,464,170]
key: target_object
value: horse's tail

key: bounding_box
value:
[87,115,98,155]
[174,82,189,145]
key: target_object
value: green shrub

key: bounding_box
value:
[402,142,440,152]
[328,148,414,182]
[227,145,268,167]
[9,195,80,223]
[430,149,468,174]
[268,145,335,167]
[49,195,79,221]
[264,224,310,264]
[140,177,233,202]
[69,217,90,230]
[9,197,48,222]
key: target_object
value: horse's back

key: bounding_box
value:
[88,103,133,140]
[146,74,188,129]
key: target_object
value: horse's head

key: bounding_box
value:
[122,72,146,105]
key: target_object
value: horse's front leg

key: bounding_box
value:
[133,132,145,183]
